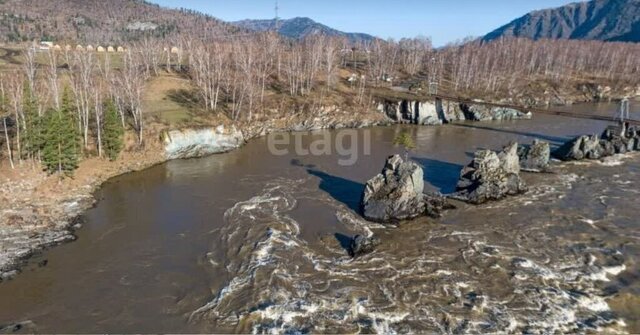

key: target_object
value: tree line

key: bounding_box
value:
[0,46,137,174]
[1,33,639,177]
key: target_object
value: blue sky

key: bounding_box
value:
[150,0,578,46]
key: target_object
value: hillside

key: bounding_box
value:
[232,17,376,42]
[484,0,640,42]
[0,0,241,43]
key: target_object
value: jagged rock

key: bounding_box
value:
[460,104,531,121]
[601,127,630,154]
[349,235,380,258]
[437,99,466,123]
[518,140,550,172]
[424,192,456,218]
[455,143,528,204]
[415,102,444,125]
[420,115,443,126]
[163,125,245,160]
[552,135,605,161]
[361,155,450,223]
[491,107,532,120]
[623,125,640,151]
[361,155,426,223]
[554,124,640,162]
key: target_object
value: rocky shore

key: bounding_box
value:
[0,108,389,280]
[377,98,532,125]
[0,148,167,281]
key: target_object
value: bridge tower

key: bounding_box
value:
[428,57,439,95]
[619,98,630,123]
[274,0,280,31]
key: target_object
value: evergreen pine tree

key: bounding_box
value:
[41,87,80,175]
[102,99,124,161]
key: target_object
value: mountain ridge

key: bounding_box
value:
[232,17,377,42]
[0,0,240,43]
[484,0,640,42]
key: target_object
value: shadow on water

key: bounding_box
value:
[413,157,463,194]
[334,233,352,253]
[452,123,570,144]
[306,169,364,212]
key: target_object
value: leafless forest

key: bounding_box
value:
[0,29,639,172]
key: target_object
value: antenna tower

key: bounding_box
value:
[274,0,280,31]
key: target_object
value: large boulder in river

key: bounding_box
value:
[361,155,449,223]
[455,143,528,204]
[552,135,605,161]
[518,140,550,172]
[361,155,425,223]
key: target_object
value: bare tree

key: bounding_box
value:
[324,37,340,88]
[188,41,225,111]
[46,50,61,109]
[94,84,104,157]
[0,77,14,169]
[118,50,146,146]
[137,37,163,77]
[6,73,23,162]
[68,50,96,149]
[23,46,37,94]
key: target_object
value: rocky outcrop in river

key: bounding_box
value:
[361,155,450,223]
[460,104,532,121]
[553,135,605,160]
[553,123,640,161]
[163,125,245,160]
[378,99,531,125]
[454,143,528,204]
[518,140,551,172]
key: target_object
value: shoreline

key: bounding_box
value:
[0,97,635,281]
[0,112,390,280]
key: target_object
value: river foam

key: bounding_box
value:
[189,163,632,334]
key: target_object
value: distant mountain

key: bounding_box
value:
[232,17,376,42]
[0,0,240,43]
[484,0,640,42]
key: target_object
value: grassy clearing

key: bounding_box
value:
[142,73,201,127]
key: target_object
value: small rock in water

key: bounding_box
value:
[0,320,36,333]
[454,143,528,204]
[349,235,380,258]
[518,140,550,172]
[425,192,456,218]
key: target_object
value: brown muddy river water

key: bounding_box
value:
[1,103,639,333]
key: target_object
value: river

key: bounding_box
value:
[0,103,638,333]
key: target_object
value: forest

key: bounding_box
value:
[0,32,639,176]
